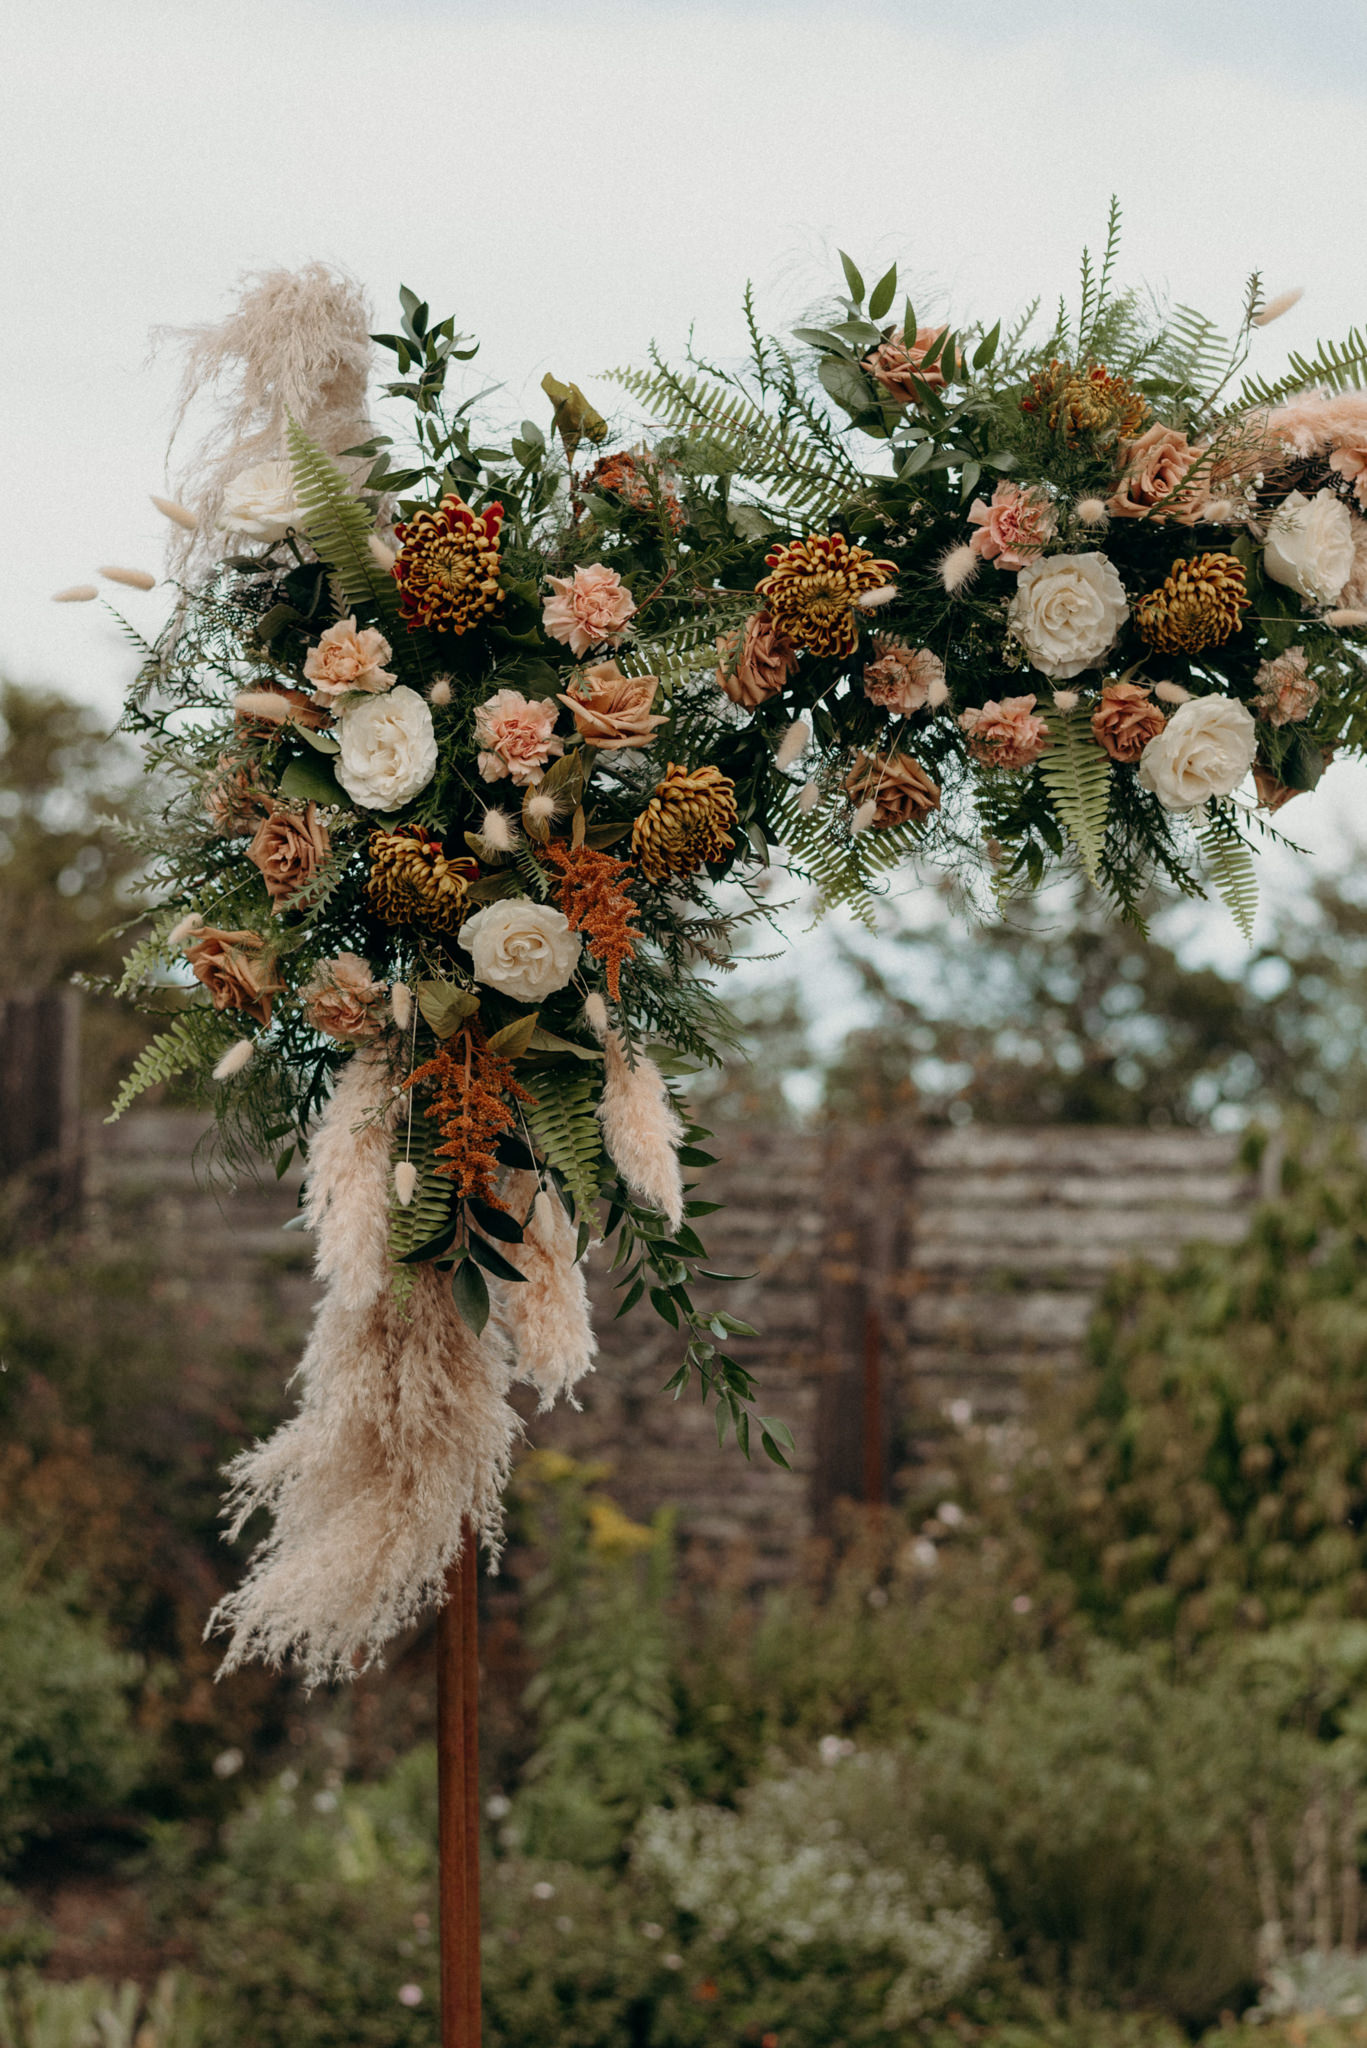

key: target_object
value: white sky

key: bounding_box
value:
[5,0,1367,969]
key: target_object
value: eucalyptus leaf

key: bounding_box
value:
[868,262,898,322]
[838,250,866,305]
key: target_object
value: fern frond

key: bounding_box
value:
[1038,710,1112,883]
[387,1100,457,1261]
[107,1012,228,1121]
[523,1067,606,1220]
[286,420,401,620]
[1241,327,1367,406]
[1200,809,1259,939]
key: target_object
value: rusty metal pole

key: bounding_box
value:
[862,1303,884,1508]
[437,1519,481,2047]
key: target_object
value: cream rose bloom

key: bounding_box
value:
[1007,552,1129,679]
[1263,488,1355,605]
[217,460,304,543]
[1137,696,1258,810]
[460,900,581,1003]
[335,686,438,810]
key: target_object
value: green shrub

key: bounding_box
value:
[0,1970,204,2048]
[0,1538,145,1863]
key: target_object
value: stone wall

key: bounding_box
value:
[82,1111,1260,1572]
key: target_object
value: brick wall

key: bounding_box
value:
[82,1112,1260,1568]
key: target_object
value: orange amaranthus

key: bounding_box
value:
[404,1022,531,1206]
[544,840,642,1001]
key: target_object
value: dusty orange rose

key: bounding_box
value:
[843,749,941,827]
[203,756,267,836]
[1109,425,1206,524]
[958,695,1051,770]
[184,927,283,1027]
[558,662,668,749]
[302,953,388,1041]
[863,641,946,715]
[715,611,800,707]
[1090,681,1166,763]
[246,802,331,905]
[1252,648,1319,727]
[303,616,396,706]
[865,326,955,403]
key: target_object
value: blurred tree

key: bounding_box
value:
[0,678,149,1105]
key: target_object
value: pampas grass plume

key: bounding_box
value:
[234,689,291,723]
[390,981,413,1031]
[394,1160,418,1207]
[99,565,157,590]
[1155,680,1192,705]
[150,493,198,531]
[52,585,98,603]
[213,1038,254,1081]
[1254,287,1304,328]
[938,544,979,595]
[851,799,878,833]
[775,719,810,770]
[597,1032,685,1229]
[1076,497,1110,528]
[797,779,821,812]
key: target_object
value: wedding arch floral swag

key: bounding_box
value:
[72,209,1367,1680]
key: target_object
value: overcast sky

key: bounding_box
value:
[5,0,1367,960]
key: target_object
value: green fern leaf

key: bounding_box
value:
[1038,709,1112,883]
[524,1068,606,1220]
[1200,811,1259,939]
[286,420,401,621]
[1241,326,1367,406]
[107,1013,228,1121]
[387,1100,458,1262]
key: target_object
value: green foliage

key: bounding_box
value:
[521,1068,605,1221]
[1201,807,1259,940]
[1037,709,1112,883]
[105,1011,231,1122]
[0,1971,204,2048]
[0,1536,146,1865]
[1242,326,1367,405]
[285,421,399,621]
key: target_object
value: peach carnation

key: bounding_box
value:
[1252,648,1319,727]
[473,688,565,786]
[542,563,637,657]
[302,953,388,1042]
[1090,681,1165,764]
[843,749,941,827]
[303,616,396,706]
[862,641,946,715]
[865,326,954,403]
[246,802,331,905]
[1109,425,1206,525]
[715,611,799,707]
[558,662,667,750]
[967,482,1056,570]
[958,694,1051,770]
[184,927,283,1028]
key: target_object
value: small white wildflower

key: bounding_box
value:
[662,1954,684,1971]
[947,1398,973,1428]
[397,1984,423,2008]
[278,1769,299,1792]
[911,1537,938,1571]
[937,1501,965,1527]
[313,1790,338,1812]
[1012,1594,1034,1615]
[641,1922,664,1941]
[486,1793,511,1820]
[532,1881,556,1901]
[212,1747,244,1779]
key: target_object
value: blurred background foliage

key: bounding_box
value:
[9,675,1367,2041]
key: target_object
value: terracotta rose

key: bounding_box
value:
[246,802,331,904]
[558,662,668,749]
[1109,425,1205,524]
[302,953,388,1041]
[865,326,954,403]
[203,756,267,837]
[1090,681,1165,763]
[843,749,941,827]
[715,611,799,707]
[184,927,283,1027]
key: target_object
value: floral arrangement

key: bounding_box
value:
[72,216,1367,1676]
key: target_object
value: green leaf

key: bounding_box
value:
[1038,708,1112,885]
[451,1259,491,1335]
[819,356,875,417]
[467,1232,527,1283]
[838,250,866,305]
[1200,811,1259,940]
[467,1197,525,1244]
[285,419,400,621]
[279,752,343,806]
[526,1026,602,1062]
[486,1011,541,1058]
[615,1273,646,1318]
[867,262,898,323]
[416,981,479,1039]
[972,320,1002,369]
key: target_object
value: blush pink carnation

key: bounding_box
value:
[1252,648,1319,727]
[862,641,946,715]
[958,694,1051,770]
[967,482,1057,570]
[542,563,637,657]
[303,616,396,706]
[473,688,565,786]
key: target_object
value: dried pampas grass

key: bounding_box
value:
[496,1171,596,1410]
[209,1053,519,1685]
[592,1025,685,1230]
[161,262,374,565]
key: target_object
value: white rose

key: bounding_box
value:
[1007,552,1129,680]
[217,460,304,543]
[1263,488,1354,604]
[335,686,437,810]
[1137,695,1258,811]
[460,900,581,1003]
